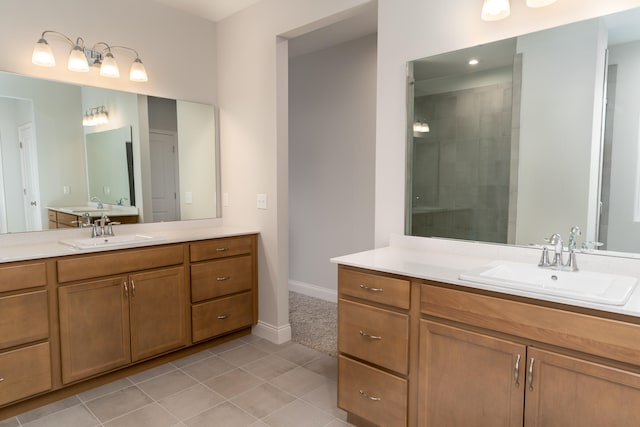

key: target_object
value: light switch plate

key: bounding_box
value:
[223,192,230,207]
[185,191,193,204]
[257,193,268,210]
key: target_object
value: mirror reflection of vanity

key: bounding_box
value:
[406,7,640,256]
[0,71,219,234]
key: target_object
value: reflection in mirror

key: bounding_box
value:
[406,7,640,257]
[0,71,219,234]
[86,126,135,206]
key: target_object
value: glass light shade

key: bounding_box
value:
[67,45,89,72]
[99,52,120,78]
[129,58,148,82]
[32,38,56,67]
[96,109,109,124]
[526,0,557,7]
[481,0,510,21]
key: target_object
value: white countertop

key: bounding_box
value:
[331,234,640,318]
[0,219,258,262]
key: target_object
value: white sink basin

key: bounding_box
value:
[60,234,163,250]
[459,261,638,306]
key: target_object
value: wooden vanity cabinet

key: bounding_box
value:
[0,261,52,406]
[190,235,258,342]
[57,245,187,384]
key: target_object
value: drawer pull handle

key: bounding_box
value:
[528,357,535,391]
[359,284,383,292]
[0,378,4,383]
[514,354,521,387]
[359,390,381,401]
[359,330,382,340]
[131,280,136,297]
[123,281,129,297]
[218,314,231,320]
[216,247,229,252]
[216,276,231,281]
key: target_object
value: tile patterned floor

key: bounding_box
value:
[0,335,353,427]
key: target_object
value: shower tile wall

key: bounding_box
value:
[412,82,512,243]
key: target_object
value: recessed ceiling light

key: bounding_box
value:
[468,59,479,66]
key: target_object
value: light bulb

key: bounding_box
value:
[32,38,56,67]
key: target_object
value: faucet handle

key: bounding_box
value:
[538,247,551,267]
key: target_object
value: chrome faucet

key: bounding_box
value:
[91,196,104,209]
[92,213,114,238]
[538,230,579,272]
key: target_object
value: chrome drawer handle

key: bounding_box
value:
[528,358,535,391]
[123,281,129,297]
[514,354,521,387]
[359,390,381,401]
[359,330,382,340]
[216,247,229,252]
[216,276,230,281]
[131,280,136,296]
[217,314,231,320]
[0,378,4,383]
[359,284,383,292]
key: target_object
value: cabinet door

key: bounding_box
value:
[418,320,526,427]
[58,277,131,384]
[129,266,187,361]
[525,347,640,427]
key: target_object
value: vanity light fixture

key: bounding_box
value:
[468,58,480,66]
[32,31,148,82]
[481,0,510,21]
[413,120,430,133]
[83,106,109,127]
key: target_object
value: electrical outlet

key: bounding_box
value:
[63,185,70,195]
[257,193,268,210]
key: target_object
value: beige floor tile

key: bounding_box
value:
[159,384,225,421]
[217,344,268,367]
[128,363,177,384]
[303,355,337,381]
[275,343,324,366]
[22,404,99,427]
[245,338,294,354]
[0,417,19,427]
[262,400,334,427]
[85,385,153,423]
[248,421,270,427]
[184,402,257,427]
[138,369,198,400]
[103,403,178,427]
[181,355,236,382]
[300,380,345,419]
[230,383,296,418]
[171,349,214,368]
[270,366,327,397]
[78,378,133,402]
[325,420,355,427]
[242,354,297,381]
[209,339,247,354]
[17,395,82,424]
[203,368,264,399]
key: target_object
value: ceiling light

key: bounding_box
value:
[32,31,148,82]
[526,0,557,7]
[481,0,511,21]
[469,59,479,66]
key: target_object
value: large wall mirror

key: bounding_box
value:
[0,71,220,233]
[406,7,640,257]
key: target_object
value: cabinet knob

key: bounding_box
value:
[359,389,381,401]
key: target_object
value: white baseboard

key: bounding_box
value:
[252,321,292,344]
[289,280,337,303]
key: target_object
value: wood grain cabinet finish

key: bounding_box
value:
[339,267,410,309]
[0,290,49,350]
[0,343,52,406]
[0,261,47,293]
[191,255,252,303]
[192,291,253,342]
[190,235,254,262]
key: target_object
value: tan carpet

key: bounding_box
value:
[289,291,337,356]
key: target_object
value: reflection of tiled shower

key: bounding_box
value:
[411,79,515,243]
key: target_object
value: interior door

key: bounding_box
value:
[149,130,180,222]
[18,123,42,231]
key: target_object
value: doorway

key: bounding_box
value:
[18,122,42,231]
[149,130,180,222]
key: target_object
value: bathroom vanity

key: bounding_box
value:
[0,223,258,417]
[333,236,640,427]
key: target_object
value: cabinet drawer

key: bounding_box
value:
[339,267,410,309]
[191,256,252,303]
[0,290,49,350]
[339,299,409,375]
[0,342,52,406]
[190,235,255,262]
[57,244,184,283]
[0,261,47,293]
[338,355,407,427]
[47,210,56,222]
[192,292,253,342]
[56,211,79,227]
